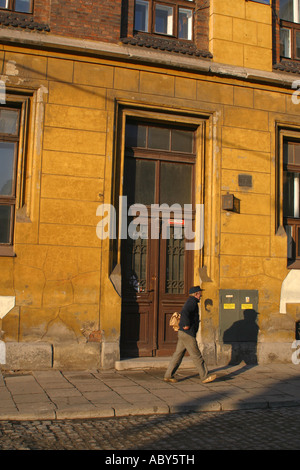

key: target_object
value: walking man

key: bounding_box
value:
[164,286,217,384]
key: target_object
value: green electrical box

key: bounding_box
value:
[219,289,259,343]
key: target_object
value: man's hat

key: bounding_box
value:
[189,285,204,294]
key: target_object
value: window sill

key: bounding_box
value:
[0,8,32,15]
[273,59,300,74]
[287,260,300,269]
[0,246,16,257]
[121,34,212,59]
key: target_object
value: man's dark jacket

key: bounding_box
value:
[179,295,200,337]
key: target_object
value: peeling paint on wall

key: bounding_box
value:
[5,60,19,76]
[0,296,15,320]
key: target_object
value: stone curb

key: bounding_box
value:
[1,398,300,421]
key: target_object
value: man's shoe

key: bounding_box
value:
[202,374,217,384]
[164,377,178,383]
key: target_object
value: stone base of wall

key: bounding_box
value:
[257,342,296,364]
[0,341,102,370]
[204,341,296,366]
[0,340,297,370]
[2,342,53,370]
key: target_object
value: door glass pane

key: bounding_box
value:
[155,4,173,35]
[160,162,192,206]
[280,28,291,57]
[125,123,147,148]
[135,0,149,32]
[178,8,192,40]
[15,0,32,13]
[0,142,16,196]
[171,129,193,153]
[148,126,170,150]
[0,110,19,135]
[123,157,156,206]
[122,230,148,294]
[0,205,12,244]
[166,226,185,294]
[280,0,294,21]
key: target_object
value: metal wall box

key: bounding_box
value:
[219,289,259,343]
[222,193,234,211]
[222,193,240,212]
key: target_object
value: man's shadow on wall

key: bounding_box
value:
[223,309,259,366]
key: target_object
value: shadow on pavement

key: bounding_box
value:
[115,364,300,450]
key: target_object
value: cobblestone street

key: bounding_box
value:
[1,407,300,451]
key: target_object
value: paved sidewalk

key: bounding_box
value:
[1,362,300,421]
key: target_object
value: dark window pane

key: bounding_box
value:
[122,235,148,295]
[0,109,19,135]
[0,205,12,244]
[160,162,192,206]
[123,157,156,206]
[285,224,293,258]
[166,227,185,294]
[171,129,194,153]
[148,127,170,150]
[135,0,149,32]
[295,144,300,165]
[155,4,173,35]
[283,141,294,164]
[280,0,294,21]
[296,31,300,59]
[14,0,32,13]
[280,28,291,58]
[283,171,295,217]
[0,0,8,8]
[125,123,147,148]
[178,8,192,40]
[0,142,16,196]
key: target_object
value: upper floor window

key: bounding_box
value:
[134,0,194,41]
[0,106,21,255]
[283,139,300,266]
[0,0,33,14]
[280,0,300,59]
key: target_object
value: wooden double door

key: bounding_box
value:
[120,121,195,358]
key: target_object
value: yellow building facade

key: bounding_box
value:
[0,0,300,370]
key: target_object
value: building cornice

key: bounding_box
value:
[0,28,297,89]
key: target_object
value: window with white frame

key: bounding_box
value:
[134,0,194,41]
[280,0,300,59]
[0,0,33,13]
